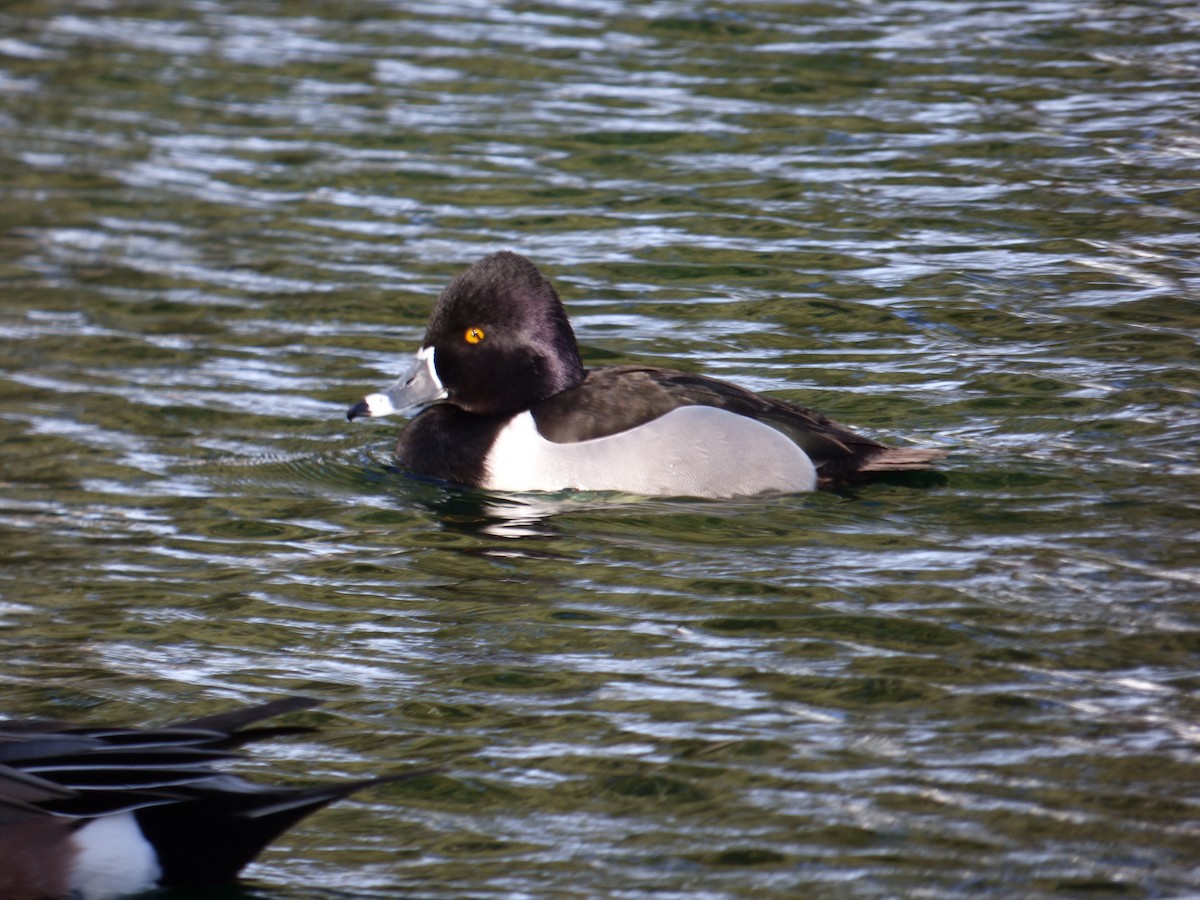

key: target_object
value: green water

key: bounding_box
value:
[1,1,1198,897]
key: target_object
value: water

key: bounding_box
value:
[1,1,1198,897]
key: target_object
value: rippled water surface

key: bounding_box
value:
[2,1,1198,897]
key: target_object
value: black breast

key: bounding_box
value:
[396,405,507,487]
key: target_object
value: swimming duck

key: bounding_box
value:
[348,251,945,497]
[0,697,418,900]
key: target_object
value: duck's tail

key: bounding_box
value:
[857,447,949,472]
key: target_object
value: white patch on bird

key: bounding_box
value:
[69,813,162,900]
[364,345,445,416]
[482,406,817,498]
[361,390,399,416]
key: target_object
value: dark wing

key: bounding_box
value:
[530,367,945,483]
[0,697,430,888]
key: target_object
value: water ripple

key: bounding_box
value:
[1,0,1198,897]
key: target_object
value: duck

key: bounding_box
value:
[0,696,421,900]
[348,251,946,498]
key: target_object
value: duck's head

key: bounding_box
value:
[348,251,586,421]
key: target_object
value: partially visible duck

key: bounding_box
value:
[0,696,419,900]
[349,251,946,498]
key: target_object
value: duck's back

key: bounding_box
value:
[530,366,940,486]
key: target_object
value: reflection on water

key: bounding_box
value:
[2,1,1198,897]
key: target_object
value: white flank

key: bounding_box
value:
[482,406,817,498]
[69,813,163,900]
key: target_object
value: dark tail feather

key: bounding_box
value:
[3,696,434,891]
[167,696,323,750]
[139,697,437,886]
[857,447,949,472]
[139,769,435,887]
[170,696,321,733]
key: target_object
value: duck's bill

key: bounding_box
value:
[347,346,447,421]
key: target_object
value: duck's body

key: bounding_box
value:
[349,252,945,498]
[0,697,409,900]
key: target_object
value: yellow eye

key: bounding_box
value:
[465,326,485,345]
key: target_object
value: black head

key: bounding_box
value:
[424,251,586,416]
